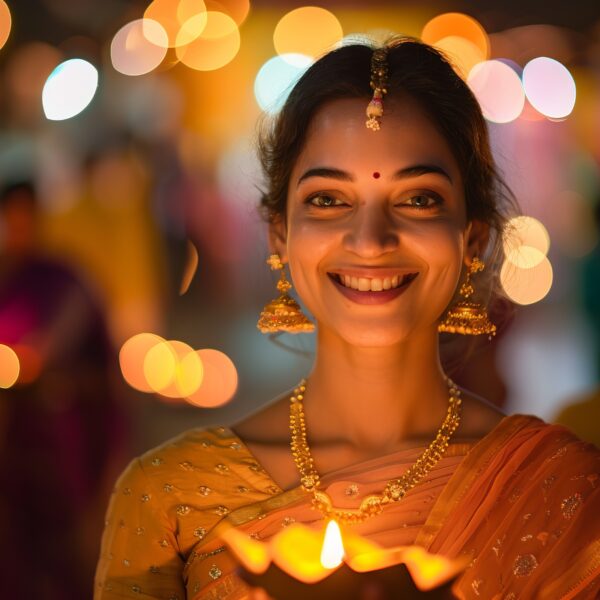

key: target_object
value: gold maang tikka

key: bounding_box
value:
[257,254,315,334]
[438,257,496,337]
[365,47,389,131]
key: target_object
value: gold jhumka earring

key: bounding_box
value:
[438,257,497,337]
[365,47,389,131]
[257,254,315,334]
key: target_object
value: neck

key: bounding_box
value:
[303,327,450,451]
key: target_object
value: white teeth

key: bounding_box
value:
[334,273,415,292]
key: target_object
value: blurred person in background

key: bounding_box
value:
[0,180,128,599]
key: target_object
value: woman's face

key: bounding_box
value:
[273,96,482,347]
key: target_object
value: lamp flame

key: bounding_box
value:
[320,520,344,569]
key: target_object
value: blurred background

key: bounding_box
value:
[0,0,599,597]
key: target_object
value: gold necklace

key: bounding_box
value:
[289,378,462,525]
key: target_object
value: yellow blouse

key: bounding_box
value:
[94,426,472,599]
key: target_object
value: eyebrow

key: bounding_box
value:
[296,164,453,186]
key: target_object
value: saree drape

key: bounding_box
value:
[95,415,600,599]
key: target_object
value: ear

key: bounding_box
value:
[463,219,490,265]
[268,216,288,262]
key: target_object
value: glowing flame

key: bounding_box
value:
[320,520,345,569]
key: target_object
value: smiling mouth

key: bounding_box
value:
[327,272,419,292]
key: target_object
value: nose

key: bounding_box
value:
[342,203,400,258]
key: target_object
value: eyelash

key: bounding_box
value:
[305,192,443,210]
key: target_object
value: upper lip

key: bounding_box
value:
[327,267,420,279]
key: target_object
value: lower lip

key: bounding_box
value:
[328,274,417,305]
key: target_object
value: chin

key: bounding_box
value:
[320,318,420,348]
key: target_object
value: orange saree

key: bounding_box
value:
[95,415,600,599]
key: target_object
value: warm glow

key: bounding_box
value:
[0,344,19,389]
[120,333,165,392]
[504,216,550,254]
[320,520,345,569]
[223,520,469,589]
[205,0,250,25]
[433,35,486,79]
[180,239,199,295]
[42,58,99,120]
[111,19,168,76]
[220,527,271,573]
[467,60,525,123]
[0,0,11,51]
[523,57,576,119]
[273,7,343,59]
[185,348,238,408]
[422,12,489,59]
[176,11,240,71]
[254,54,313,113]
[144,340,204,398]
[270,523,335,583]
[500,256,553,305]
[144,0,207,47]
[402,547,462,591]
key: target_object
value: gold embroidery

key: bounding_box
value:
[513,554,538,577]
[561,493,582,519]
[208,564,223,580]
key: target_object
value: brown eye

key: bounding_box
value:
[307,194,343,207]
[399,193,443,210]
[410,194,434,207]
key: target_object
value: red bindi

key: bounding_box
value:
[372,171,381,179]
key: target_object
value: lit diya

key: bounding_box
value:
[220,520,469,599]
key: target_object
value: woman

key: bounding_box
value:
[95,38,600,599]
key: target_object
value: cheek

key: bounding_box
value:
[410,223,465,288]
[285,220,338,300]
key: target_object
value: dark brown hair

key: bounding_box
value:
[258,36,518,309]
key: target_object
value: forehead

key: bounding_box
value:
[292,97,460,181]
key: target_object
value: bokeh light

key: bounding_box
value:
[254,54,312,113]
[503,216,550,258]
[0,344,20,389]
[111,19,168,76]
[506,245,547,269]
[0,0,11,51]
[120,332,165,392]
[205,0,250,25]
[422,12,490,60]
[273,7,343,59]
[500,256,553,305]
[176,11,240,71]
[185,348,238,407]
[522,57,576,119]
[144,340,204,398]
[144,0,207,47]
[42,58,99,120]
[467,60,525,123]
[433,35,486,79]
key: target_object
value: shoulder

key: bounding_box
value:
[118,426,266,495]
